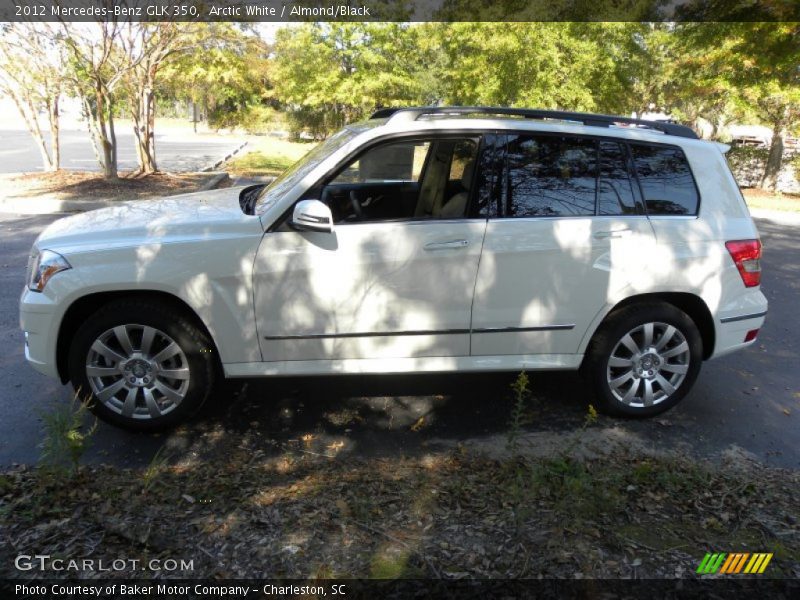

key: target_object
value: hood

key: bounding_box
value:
[35,187,264,255]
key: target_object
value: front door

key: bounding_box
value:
[253,135,488,362]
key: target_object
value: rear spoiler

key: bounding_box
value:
[714,141,731,154]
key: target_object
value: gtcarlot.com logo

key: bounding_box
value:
[15,554,194,572]
[696,552,773,575]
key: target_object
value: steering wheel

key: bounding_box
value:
[349,190,364,220]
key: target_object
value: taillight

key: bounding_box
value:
[725,239,762,287]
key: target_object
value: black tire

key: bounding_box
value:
[584,301,703,418]
[68,299,216,431]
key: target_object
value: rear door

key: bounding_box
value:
[470,133,658,357]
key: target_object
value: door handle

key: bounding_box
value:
[594,228,633,239]
[424,239,469,251]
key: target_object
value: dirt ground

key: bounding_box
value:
[2,423,798,581]
[0,171,227,203]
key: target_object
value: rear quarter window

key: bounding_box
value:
[630,144,700,215]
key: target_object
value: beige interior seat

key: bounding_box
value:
[439,160,475,218]
[414,144,452,217]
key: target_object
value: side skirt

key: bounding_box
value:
[223,354,583,378]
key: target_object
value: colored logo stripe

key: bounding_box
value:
[720,553,749,573]
[744,553,773,574]
[697,553,726,574]
[696,552,773,574]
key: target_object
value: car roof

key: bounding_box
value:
[349,115,708,150]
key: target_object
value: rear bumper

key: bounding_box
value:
[19,288,59,378]
[711,291,768,359]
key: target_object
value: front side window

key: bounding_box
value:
[331,141,430,185]
[502,134,597,217]
[630,144,699,215]
[321,137,481,224]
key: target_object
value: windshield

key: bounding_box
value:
[254,127,360,215]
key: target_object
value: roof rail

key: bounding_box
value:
[369,106,699,139]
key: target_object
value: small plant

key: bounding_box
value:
[38,395,97,477]
[506,371,531,454]
[142,446,170,493]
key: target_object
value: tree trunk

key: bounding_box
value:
[6,91,53,171]
[107,97,118,178]
[132,78,158,174]
[92,86,118,180]
[48,95,60,171]
[145,82,157,172]
[760,121,786,191]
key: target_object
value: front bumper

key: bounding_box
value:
[19,287,59,378]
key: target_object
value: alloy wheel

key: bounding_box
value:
[85,324,190,420]
[606,321,690,408]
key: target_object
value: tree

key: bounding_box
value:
[681,22,800,189]
[117,22,195,174]
[0,23,65,172]
[58,20,128,180]
[434,23,613,111]
[160,24,271,133]
[272,23,435,137]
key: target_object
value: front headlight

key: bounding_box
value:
[27,249,71,292]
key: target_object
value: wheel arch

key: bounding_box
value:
[56,290,222,383]
[582,292,715,362]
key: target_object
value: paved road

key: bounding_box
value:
[0,212,798,469]
[0,129,244,173]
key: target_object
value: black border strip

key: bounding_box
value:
[719,311,768,324]
[264,324,574,341]
[473,325,575,333]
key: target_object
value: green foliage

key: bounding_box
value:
[38,397,97,477]
[436,23,614,111]
[272,23,438,137]
[160,24,272,131]
[370,550,413,579]
[727,145,770,170]
[211,104,285,134]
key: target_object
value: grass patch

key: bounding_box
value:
[743,188,800,212]
[226,137,317,177]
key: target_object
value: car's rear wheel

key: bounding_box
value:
[585,302,703,417]
[68,299,216,431]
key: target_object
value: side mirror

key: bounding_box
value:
[292,199,334,233]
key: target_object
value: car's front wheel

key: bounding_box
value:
[585,302,703,417]
[68,299,216,431]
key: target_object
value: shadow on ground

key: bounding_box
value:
[84,371,600,468]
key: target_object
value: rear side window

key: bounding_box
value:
[503,134,596,217]
[630,144,699,215]
[598,141,640,215]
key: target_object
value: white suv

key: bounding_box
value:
[20,107,767,430]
